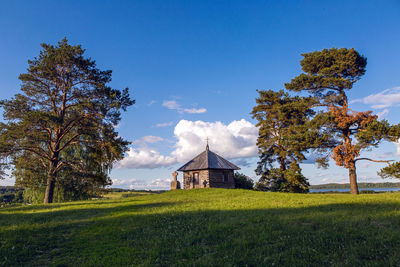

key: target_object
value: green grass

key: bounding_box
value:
[1,189,400,266]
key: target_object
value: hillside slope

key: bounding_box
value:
[1,189,400,266]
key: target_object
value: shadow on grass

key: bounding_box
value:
[1,201,400,266]
[0,202,174,228]
[1,199,142,212]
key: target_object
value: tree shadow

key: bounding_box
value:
[1,201,400,266]
[2,199,140,213]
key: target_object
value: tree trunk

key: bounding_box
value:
[348,160,359,195]
[280,157,286,172]
[44,159,58,204]
[44,174,55,203]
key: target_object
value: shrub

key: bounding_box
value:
[254,163,309,193]
[234,172,254,189]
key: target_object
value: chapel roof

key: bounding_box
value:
[177,144,240,171]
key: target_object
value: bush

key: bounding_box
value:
[0,187,24,205]
[254,163,309,193]
[234,172,254,189]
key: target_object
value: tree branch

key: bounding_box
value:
[355,158,393,165]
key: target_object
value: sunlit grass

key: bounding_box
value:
[1,189,400,266]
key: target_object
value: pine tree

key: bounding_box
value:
[0,38,134,203]
[251,89,321,193]
[285,48,399,194]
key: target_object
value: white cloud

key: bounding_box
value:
[111,177,172,190]
[396,140,400,155]
[145,178,172,190]
[302,154,318,164]
[162,100,181,110]
[361,162,371,168]
[141,135,164,143]
[148,100,157,106]
[112,178,141,187]
[155,121,174,127]
[183,108,207,114]
[231,158,253,167]
[162,100,207,114]
[117,147,177,169]
[118,119,258,169]
[171,119,258,162]
[376,109,390,119]
[377,151,396,159]
[351,87,400,109]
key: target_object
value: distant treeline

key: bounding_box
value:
[0,187,166,205]
[0,186,24,205]
[109,188,167,193]
[310,182,400,190]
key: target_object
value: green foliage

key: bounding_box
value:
[0,187,24,205]
[233,172,254,189]
[284,47,400,194]
[251,89,317,192]
[0,38,134,203]
[283,163,310,193]
[1,189,400,266]
[378,162,400,179]
[251,90,317,167]
[22,185,97,204]
[254,168,284,191]
[285,48,367,95]
[254,163,309,193]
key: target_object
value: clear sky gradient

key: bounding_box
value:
[1,1,400,189]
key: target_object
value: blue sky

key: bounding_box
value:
[1,1,400,189]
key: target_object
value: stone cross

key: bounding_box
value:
[172,171,178,181]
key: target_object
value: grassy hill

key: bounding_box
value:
[1,189,400,266]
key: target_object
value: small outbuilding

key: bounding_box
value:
[177,144,240,189]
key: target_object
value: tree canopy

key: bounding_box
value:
[233,172,254,190]
[0,38,134,203]
[251,89,321,193]
[285,48,399,194]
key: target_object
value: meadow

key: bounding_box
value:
[1,189,400,266]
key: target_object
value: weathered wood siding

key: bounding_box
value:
[208,169,235,188]
[183,169,235,189]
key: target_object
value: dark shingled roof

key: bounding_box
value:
[177,145,240,171]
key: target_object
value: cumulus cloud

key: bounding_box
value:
[118,119,258,169]
[351,87,400,109]
[162,100,207,114]
[171,119,258,162]
[145,178,172,190]
[112,178,142,187]
[117,147,177,169]
[111,178,172,190]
